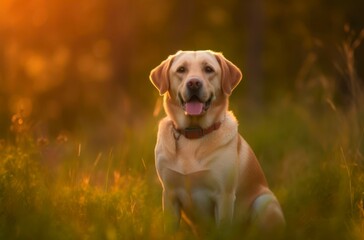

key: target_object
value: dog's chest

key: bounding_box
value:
[173,139,212,173]
[160,136,238,185]
[159,136,240,219]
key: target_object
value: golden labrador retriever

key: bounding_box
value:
[150,50,285,236]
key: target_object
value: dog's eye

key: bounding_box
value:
[204,66,214,73]
[176,66,186,73]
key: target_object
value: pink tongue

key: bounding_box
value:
[185,101,204,115]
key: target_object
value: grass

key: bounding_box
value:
[1,34,364,239]
[0,136,165,240]
[1,98,363,239]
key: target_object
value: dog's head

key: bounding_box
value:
[150,50,242,120]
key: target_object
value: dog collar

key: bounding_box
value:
[173,121,221,140]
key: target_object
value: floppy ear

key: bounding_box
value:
[214,53,242,95]
[149,55,174,95]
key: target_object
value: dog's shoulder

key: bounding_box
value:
[157,117,173,135]
[155,117,176,155]
[221,111,239,138]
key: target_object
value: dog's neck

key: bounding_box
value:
[172,119,223,140]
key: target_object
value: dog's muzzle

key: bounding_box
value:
[179,78,213,116]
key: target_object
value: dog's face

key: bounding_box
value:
[150,50,242,118]
[169,51,221,116]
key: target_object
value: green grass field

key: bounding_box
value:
[1,89,363,239]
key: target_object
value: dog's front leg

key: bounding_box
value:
[215,192,236,226]
[162,189,181,233]
[251,193,285,234]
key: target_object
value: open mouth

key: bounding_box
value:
[179,94,213,116]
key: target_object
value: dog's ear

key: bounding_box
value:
[149,55,174,95]
[214,53,242,95]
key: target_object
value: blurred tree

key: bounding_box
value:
[243,0,265,108]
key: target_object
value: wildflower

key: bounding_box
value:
[56,133,68,144]
[37,137,49,147]
[10,112,28,134]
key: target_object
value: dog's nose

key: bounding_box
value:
[187,78,202,91]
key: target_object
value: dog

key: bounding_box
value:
[149,50,285,236]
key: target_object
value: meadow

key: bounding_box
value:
[1,37,364,239]
[1,1,364,239]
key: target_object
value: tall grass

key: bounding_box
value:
[0,31,363,239]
